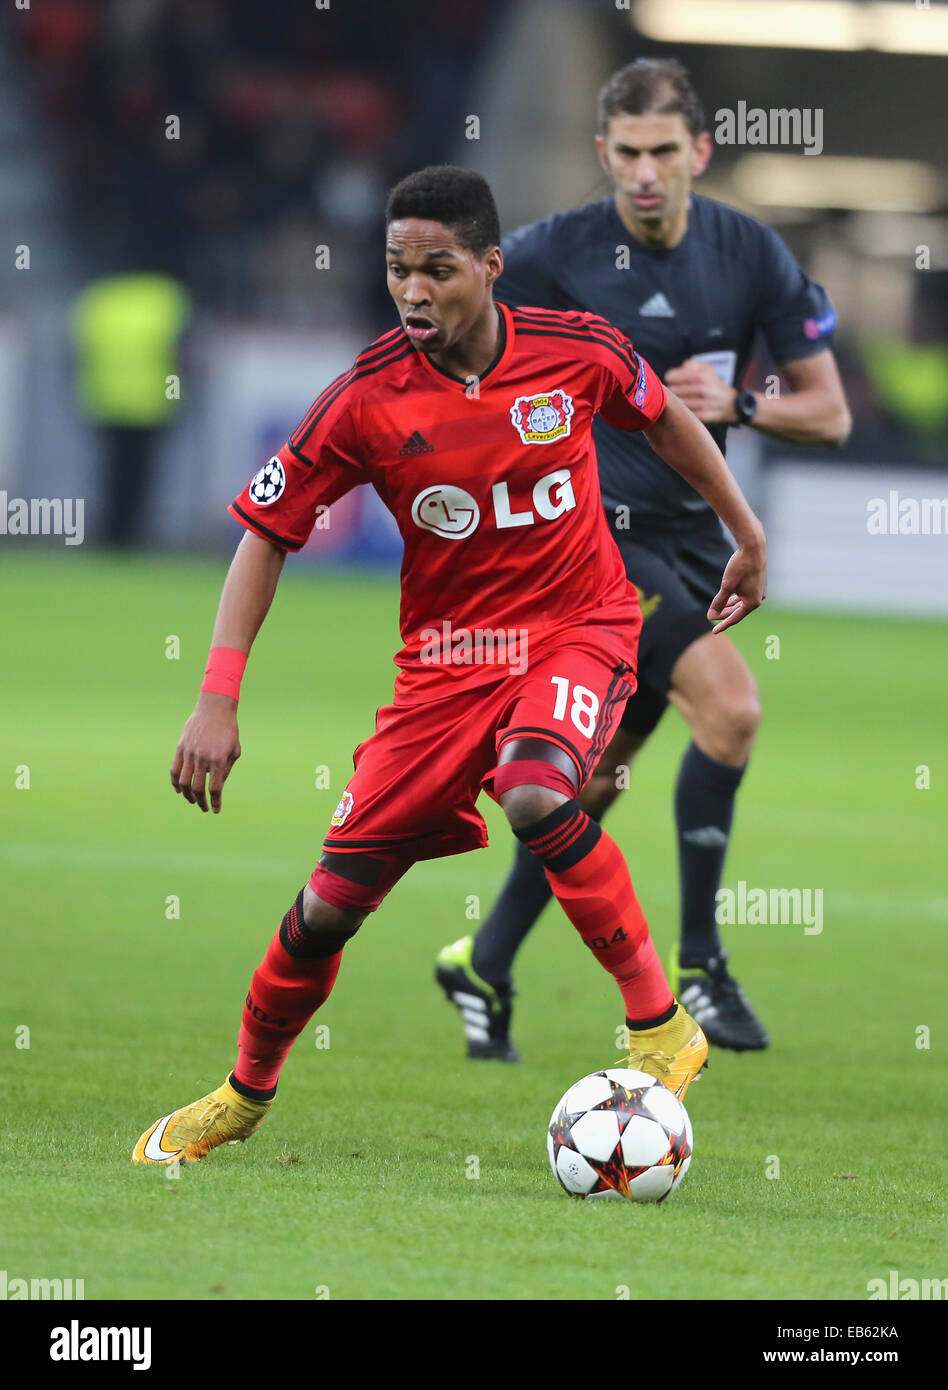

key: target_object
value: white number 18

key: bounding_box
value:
[550,676,600,738]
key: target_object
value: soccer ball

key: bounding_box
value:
[547,1068,693,1203]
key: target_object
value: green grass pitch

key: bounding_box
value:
[1,550,945,1301]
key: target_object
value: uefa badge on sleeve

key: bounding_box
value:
[331,791,354,827]
[509,390,574,445]
[249,457,286,506]
[632,354,649,409]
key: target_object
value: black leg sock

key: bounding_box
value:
[471,838,554,988]
[674,740,747,968]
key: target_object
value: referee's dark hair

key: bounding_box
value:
[386,165,501,257]
[597,59,706,138]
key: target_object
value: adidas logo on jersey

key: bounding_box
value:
[638,292,675,318]
[399,430,435,456]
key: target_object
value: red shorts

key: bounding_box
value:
[310,615,639,912]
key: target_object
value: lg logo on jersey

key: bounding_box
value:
[411,470,576,540]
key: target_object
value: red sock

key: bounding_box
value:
[233,892,342,1096]
[517,802,674,1024]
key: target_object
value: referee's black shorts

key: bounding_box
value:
[609,511,732,739]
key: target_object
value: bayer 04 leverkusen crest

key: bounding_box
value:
[509,390,574,445]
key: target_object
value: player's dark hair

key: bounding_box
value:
[597,59,706,138]
[385,165,500,257]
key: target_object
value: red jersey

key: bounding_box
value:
[230,303,667,703]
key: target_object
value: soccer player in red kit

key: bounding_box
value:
[133,166,766,1166]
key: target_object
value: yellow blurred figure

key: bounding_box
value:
[863,340,948,436]
[72,273,191,546]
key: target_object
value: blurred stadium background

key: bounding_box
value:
[2,0,947,1306]
[1,0,945,609]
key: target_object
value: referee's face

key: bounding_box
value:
[596,112,712,245]
[386,219,501,354]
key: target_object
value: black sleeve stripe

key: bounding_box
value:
[292,346,405,450]
[229,501,301,551]
[291,334,409,445]
[355,326,403,362]
[292,343,414,451]
[513,304,638,349]
[584,314,639,354]
[287,441,313,468]
[356,337,415,371]
[292,366,356,444]
[514,326,640,382]
[513,304,632,343]
[512,305,633,347]
[512,308,640,375]
[513,306,639,361]
[292,343,414,449]
[511,305,587,325]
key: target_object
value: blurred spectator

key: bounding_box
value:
[18,0,501,325]
[71,270,190,545]
[862,275,948,466]
[15,0,944,473]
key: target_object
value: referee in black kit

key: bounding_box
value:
[436,58,851,1057]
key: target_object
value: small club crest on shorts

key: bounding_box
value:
[510,390,574,445]
[331,790,354,826]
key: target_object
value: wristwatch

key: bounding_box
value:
[734,388,758,426]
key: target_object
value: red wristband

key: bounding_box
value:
[200,647,248,701]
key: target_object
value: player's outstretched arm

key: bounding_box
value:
[171,532,287,813]
[644,390,767,633]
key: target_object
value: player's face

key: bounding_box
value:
[386,220,501,354]
[596,113,711,238]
